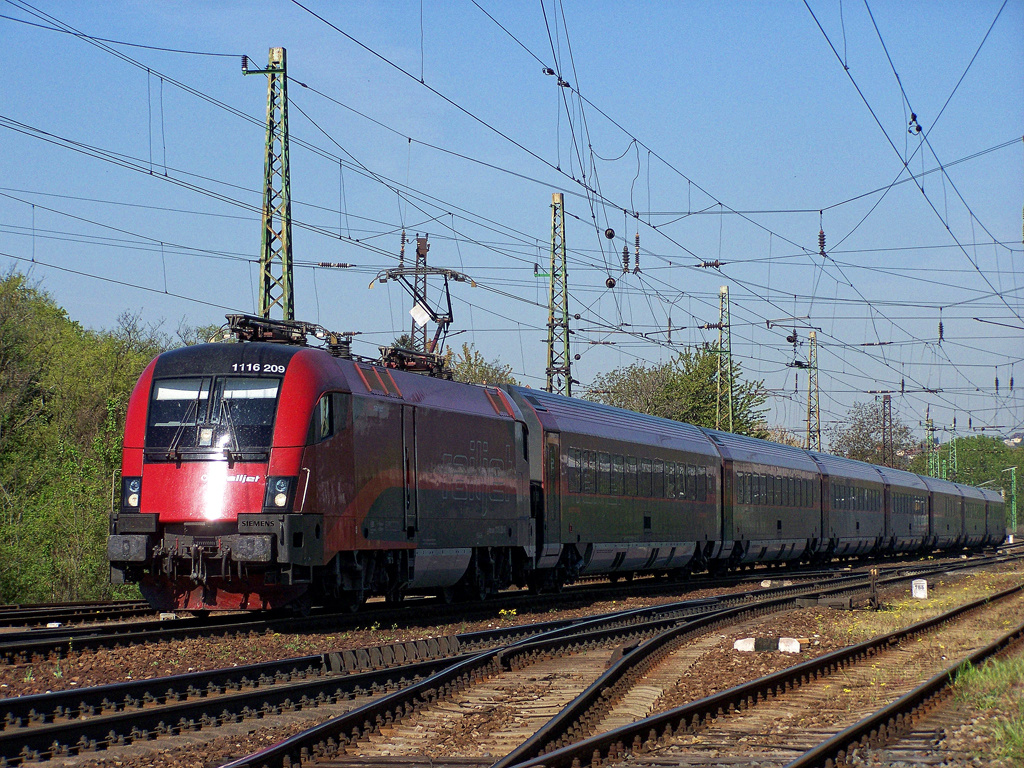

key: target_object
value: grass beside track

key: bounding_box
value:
[952,652,1024,766]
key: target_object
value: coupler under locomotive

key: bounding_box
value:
[108,512,325,611]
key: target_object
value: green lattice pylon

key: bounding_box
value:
[244,47,294,320]
[546,193,571,396]
[716,286,734,432]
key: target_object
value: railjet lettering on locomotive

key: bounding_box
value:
[199,474,261,484]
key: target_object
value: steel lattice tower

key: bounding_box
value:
[925,408,939,477]
[546,193,571,396]
[716,286,734,432]
[244,48,294,320]
[881,394,894,467]
[806,330,821,450]
[412,236,430,349]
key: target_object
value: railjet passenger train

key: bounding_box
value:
[108,316,1006,612]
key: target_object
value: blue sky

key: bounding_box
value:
[2,0,1022,443]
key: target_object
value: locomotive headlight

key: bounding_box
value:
[263,476,297,512]
[121,476,143,511]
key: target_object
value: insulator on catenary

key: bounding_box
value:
[633,232,641,274]
[818,229,826,257]
[995,375,999,393]
[900,378,905,394]
[318,262,353,268]
[1011,376,1015,392]
[621,244,630,274]
[938,321,943,343]
[399,230,406,266]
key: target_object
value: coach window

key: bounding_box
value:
[611,454,623,496]
[598,452,611,495]
[653,459,665,498]
[568,448,581,493]
[626,456,638,496]
[697,465,707,501]
[582,451,595,494]
[639,458,652,498]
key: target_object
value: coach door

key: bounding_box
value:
[402,405,418,537]
[545,434,561,548]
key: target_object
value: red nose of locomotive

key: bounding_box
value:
[108,343,314,611]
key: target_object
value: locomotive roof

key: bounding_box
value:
[153,340,301,377]
[806,451,885,485]
[699,428,819,472]
[508,387,719,457]
[870,464,929,493]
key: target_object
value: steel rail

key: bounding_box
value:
[0,551,1000,663]
[783,616,1024,768]
[0,597,720,766]
[498,581,1024,768]
[0,602,153,629]
[213,560,978,768]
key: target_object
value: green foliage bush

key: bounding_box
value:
[0,271,168,602]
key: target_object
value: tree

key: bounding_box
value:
[765,425,802,447]
[826,400,915,468]
[586,346,770,438]
[176,318,226,346]
[910,434,1023,491]
[445,342,519,385]
[391,333,421,351]
[0,271,169,603]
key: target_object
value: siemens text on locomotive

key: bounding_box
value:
[108,317,1006,612]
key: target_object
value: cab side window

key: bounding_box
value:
[307,394,333,444]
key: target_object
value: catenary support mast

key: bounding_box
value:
[546,193,571,396]
[244,47,294,320]
[716,286,734,431]
[806,330,821,450]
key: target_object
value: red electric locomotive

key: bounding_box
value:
[109,316,532,612]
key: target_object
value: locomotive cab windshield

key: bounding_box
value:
[145,375,281,461]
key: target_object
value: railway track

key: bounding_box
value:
[0,556,1012,767]
[208,558,994,768]
[0,601,152,630]
[0,564,844,665]
[0,551,997,664]
[490,584,1024,768]
[0,564,897,767]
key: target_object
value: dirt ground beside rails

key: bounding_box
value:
[0,577,782,698]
